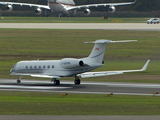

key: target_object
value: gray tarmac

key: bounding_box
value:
[1,115,160,120]
[0,23,160,31]
[0,79,160,96]
[0,79,160,119]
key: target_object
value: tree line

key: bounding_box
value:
[0,0,160,12]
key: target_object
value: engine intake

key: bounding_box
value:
[6,5,13,11]
[35,8,42,15]
[60,58,84,69]
[84,8,91,16]
[109,6,116,13]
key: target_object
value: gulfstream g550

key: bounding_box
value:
[10,40,150,85]
[0,0,136,17]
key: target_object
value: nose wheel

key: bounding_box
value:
[17,76,21,83]
[74,76,81,85]
[17,79,21,83]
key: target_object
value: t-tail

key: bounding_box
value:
[84,39,137,64]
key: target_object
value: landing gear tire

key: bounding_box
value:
[17,76,21,83]
[74,76,81,85]
[17,80,21,83]
[74,80,80,85]
[51,78,60,85]
[54,80,60,85]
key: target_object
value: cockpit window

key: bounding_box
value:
[11,64,17,71]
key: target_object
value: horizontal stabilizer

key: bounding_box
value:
[85,40,137,44]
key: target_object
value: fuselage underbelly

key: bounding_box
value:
[48,0,76,16]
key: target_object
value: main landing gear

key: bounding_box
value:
[74,76,81,85]
[16,76,81,85]
[17,76,21,83]
[51,78,60,85]
[51,76,81,85]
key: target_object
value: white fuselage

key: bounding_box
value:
[48,0,76,16]
[11,59,102,77]
[10,40,111,80]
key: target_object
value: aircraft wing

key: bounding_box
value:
[79,60,150,78]
[0,2,50,10]
[31,75,61,79]
[10,73,61,79]
[66,0,136,10]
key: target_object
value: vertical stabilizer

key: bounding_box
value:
[84,39,137,64]
[85,40,111,64]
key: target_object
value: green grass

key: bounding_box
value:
[0,17,149,23]
[0,92,160,115]
[0,29,160,82]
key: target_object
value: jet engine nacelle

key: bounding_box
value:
[60,58,84,69]
[6,4,13,11]
[109,6,116,13]
[84,8,91,16]
[35,8,42,15]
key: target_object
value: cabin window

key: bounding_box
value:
[43,65,45,68]
[48,65,50,68]
[34,66,37,69]
[52,65,54,68]
[39,66,41,69]
[30,66,32,69]
[26,66,28,69]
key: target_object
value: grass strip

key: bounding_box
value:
[0,92,160,115]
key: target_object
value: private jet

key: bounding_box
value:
[0,0,137,17]
[10,39,150,85]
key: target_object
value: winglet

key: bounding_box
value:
[141,60,150,71]
[131,0,137,4]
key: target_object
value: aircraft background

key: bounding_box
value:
[0,0,159,12]
[0,0,136,17]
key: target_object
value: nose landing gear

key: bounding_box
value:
[17,76,21,83]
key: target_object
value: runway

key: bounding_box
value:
[0,79,160,119]
[0,115,160,120]
[0,79,160,96]
[0,23,160,31]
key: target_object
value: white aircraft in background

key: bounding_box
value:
[0,0,137,17]
[10,39,150,85]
